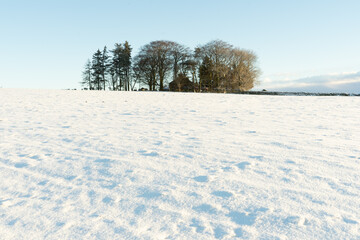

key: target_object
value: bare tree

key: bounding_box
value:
[169,42,191,81]
[152,41,173,91]
[134,41,173,91]
[197,40,260,92]
[132,53,157,90]
[228,48,260,91]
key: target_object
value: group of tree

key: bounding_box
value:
[82,42,132,91]
[82,40,260,92]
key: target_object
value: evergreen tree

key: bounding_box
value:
[111,41,132,91]
[91,49,103,90]
[199,56,214,91]
[100,46,110,90]
[81,59,92,90]
[122,41,132,91]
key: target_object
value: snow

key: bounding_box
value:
[1,89,360,239]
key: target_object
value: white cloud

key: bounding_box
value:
[257,71,360,93]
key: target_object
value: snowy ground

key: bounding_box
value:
[1,89,360,239]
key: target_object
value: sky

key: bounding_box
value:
[1,0,360,92]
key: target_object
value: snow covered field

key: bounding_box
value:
[1,89,360,239]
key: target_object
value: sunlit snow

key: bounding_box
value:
[1,89,359,239]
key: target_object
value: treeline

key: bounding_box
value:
[82,40,260,92]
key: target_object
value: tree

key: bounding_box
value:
[152,41,173,91]
[199,56,213,91]
[169,42,191,81]
[91,49,103,90]
[134,41,173,91]
[101,46,110,90]
[228,48,260,91]
[108,63,117,91]
[197,40,233,91]
[81,59,92,90]
[132,54,157,91]
[197,40,260,92]
[111,41,132,91]
[82,39,260,92]
[122,41,132,91]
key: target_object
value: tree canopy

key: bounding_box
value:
[81,40,260,92]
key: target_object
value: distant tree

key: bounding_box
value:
[132,54,157,90]
[100,46,110,90]
[111,41,132,91]
[81,59,92,90]
[152,41,173,91]
[134,41,172,91]
[197,40,260,92]
[122,41,132,91]
[228,48,260,91]
[169,42,191,81]
[91,49,103,90]
[108,63,117,91]
[111,44,122,90]
[199,56,214,91]
[197,40,232,91]
[134,40,194,91]
[82,39,260,92]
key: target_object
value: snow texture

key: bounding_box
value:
[1,89,360,239]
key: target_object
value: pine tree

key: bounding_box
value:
[91,49,103,90]
[101,46,110,90]
[81,59,92,90]
[122,41,132,91]
[199,56,213,91]
[111,41,132,91]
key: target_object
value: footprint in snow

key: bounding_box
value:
[7,218,19,226]
[227,211,256,226]
[227,208,268,226]
[221,166,233,172]
[64,175,76,181]
[193,176,209,183]
[134,205,146,215]
[212,191,233,198]
[193,204,217,214]
[213,226,227,239]
[138,150,159,157]
[281,177,291,183]
[283,216,300,225]
[137,188,162,199]
[56,222,65,227]
[153,141,162,146]
[234,228,244,237]
[236,162,250,170]
[190,219,205,233]
[284,216,310,226]
[343,217,358,224]
[102,196,113,204]
[100,180,117,190]
[249,155,264,161]
[14,162,28,168]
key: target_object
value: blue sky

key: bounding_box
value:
[1,0,359,91]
